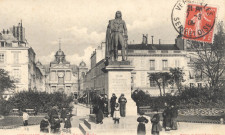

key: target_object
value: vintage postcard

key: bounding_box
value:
[0,0,225,135]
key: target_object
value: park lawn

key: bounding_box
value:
[146,113,223,124]
[0,116,44,127]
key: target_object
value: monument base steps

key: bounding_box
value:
[79,116,147,135]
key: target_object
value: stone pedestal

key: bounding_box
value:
[104,61,137,116]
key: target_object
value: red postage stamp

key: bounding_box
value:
[183,3,217,43]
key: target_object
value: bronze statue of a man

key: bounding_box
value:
[106,11,128,61]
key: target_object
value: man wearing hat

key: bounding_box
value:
[110,93,117,117]
[118,93,127,117]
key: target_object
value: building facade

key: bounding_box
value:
[0,22,44,99]
[38,45,88,96]
[82,34,206,96]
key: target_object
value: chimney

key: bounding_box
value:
[159,39,161,44]
[142,34,148,45]
[151,36,154,44]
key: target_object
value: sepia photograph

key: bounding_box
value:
[0,0,225,134]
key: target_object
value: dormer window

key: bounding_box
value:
[1,42,5,47]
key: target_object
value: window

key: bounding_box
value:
[13,69,21,83]
[150,60,155,70]
[162,60,168,70]
[51,86,56,91]
[1,42,4,47]
[190,83,194,88]
[13,53,19,64]
[58,77,64,84]
[50,71,56,81]
[0,53,4,63]
[198,83,202,88]
[175,60,180,67]
[65,71,71,81]
[66,86,71,91]
[150,78,156,87]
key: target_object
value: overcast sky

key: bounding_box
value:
[0,0,224,68]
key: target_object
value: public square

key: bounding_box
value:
[0,0,225,135]
[0,104,224,135]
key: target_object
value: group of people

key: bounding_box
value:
[110,93,127,124]
[93,93,127,125]
[162,102,178,131]
[137,102,178,135]
[40,106,73,133]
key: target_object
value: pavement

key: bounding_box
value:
[0,104,225,135]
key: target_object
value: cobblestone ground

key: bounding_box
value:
[0,104,224,135]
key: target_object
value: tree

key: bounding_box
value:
[161,72,172,96]
[169,67,185,93]
[148,72,163,96]
[190,21,225,92]
[0,68,15,97]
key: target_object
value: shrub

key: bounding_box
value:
[131,87,225,110]
[0,91,74,116]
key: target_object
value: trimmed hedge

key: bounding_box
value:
[132,87,225,110]
[0,91,74,115]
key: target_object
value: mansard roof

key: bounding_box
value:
[127,44,179,50]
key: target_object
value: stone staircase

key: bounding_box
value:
[79,115,148,135]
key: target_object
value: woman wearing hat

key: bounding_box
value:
[137,111,149,135]
[40,116,50,133]
[151,109,162,135]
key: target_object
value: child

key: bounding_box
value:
[22,110,29,130]
[40,116,50,133]
[137,111,149,135]
[64,112,72,133]
[151,109,162,135]
[113,103,120,124]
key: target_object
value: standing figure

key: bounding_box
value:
[113,103,120,124]
[48,106,59,126]
[50,115,61,133]
[170,104,178,130]
[137,111,149,135]
[162,103,171,131]
[96,95,104,124]
[60,107,67,123]
[110,93,117,117]
[103,94,109,117]
[40,116,50,133]
[151,109,162,135]
[22,110,29,130]
[118,93,127,117]
[64,112,72,133]
[105,11,128,61]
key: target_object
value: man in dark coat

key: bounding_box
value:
[162,103,172,131]
[170,104,178,130]
[118,94,127,117]
[96,95,104,124]
[60,107,67,122]
[110,93,117,117]
[137,111,149,135]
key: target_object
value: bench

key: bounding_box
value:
[25,109,35,115]
[139,106,152,114]
[12,109,19,116]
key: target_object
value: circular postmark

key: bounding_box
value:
[171,0,217,42]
